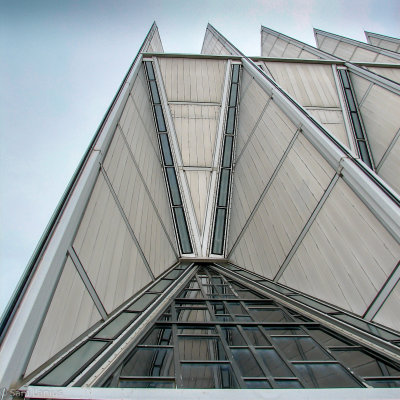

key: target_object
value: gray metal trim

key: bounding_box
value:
[376,128,400,172]
[228,128,301,256]
[100,167,155,280]
[68,247,108,320]
[273,173,340,281]
[364,261,400,320]
[365,31,400,47]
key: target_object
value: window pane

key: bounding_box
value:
[244,379,271,388]
[351,114,364,140]
[121,347,174,376]
[227,302,247,315]
[272,337,331,361]
[145,61,155,80]
[221,326,247,346]
[232,348,264,377]
[181,363,238,388]
[164,269,183,279]
[94,312,139,339]
[179,337,227,360]
[37,340,108,386]
[275,379,302,388]
[128,293,158,312]
[178,289,203,299]
[141,327,173,345]
[178,326,217,335]
[232,64,240,83]
[159,134,173,165]
[345,89,357,112]
[243,327,270,346]
[289,294,335,313]
[258,280,292,294]
[293,363,362,388]
[166,168,181,206]
[177,308,211,322]
[358,141,373,168]
[150,279,172,293]
[265,327,305,336]
[249,308,291,322]
[119,379,175,388]
[339,69,350,88]
[308,328,349,347]
[154,104,166,132]
[174,207,193,254]
[365,379,400,388]
[229,84,238,107]
[150,80,160,104]
[222,136,233,168]
[212,208,226,255]
[256,349,293,377]
[218,169,230,207]
[226,107,236,134]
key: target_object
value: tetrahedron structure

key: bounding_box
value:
[1,22,400,398]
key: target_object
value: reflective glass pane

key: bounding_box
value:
[226,107,236,134]
[212,208,226,255]
[121,347,174,376]
[174,207,192,254]
[228,302,247,315]
[178,326,217,335]
[229,84,238,107]
[164,269,182,279]
[185,279,200,290]
[150,80,160,104]
[265,327,305,336]
[249,308,291,322]
[37,340,108,386]
[256,349,293,377]
[293,363,361,388]
[166,168,181,205]
[178,289,203,299]
[244,380,271,388]
[145,61,155,80]
[236,270,259,280]
[210,302,229,315]
[150,279,172,292]
[232,64,240,83]
[141,327,173,345]
[339,69,350,89]
[243,327,270,346]
[332,350,400,377]
[272,337,331,361]
[222,136,233,168]
[154,104,166,132]
[221,326,246,346]
[351,114,364,140]
[358,141,373,168]
[275,379,302,388]
[289,294,335,313]
[308,328,349,347]
[119,379,175,388]
[176,308,211,322]
[231,348,263,377]
[258,280,292,294]
[181,363,238,388]
[159,134,173,165]
[128,293,158,312]
[345,89,357,112]
[179,337,227,360]
[365,379,400,388]
[237,290,263,299]
[94,312,139,339]
[218,169,230,207]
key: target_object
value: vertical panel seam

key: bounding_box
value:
[376,127,400,172]
[273,173,340,282]
[100,167,155,280]
[228,127,301,257]
[68,246,108,320]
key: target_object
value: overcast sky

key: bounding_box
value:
[1,0,399,315]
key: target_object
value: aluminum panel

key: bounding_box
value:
[373,279,400,331]
[366,67,400,84]
[379,137,400,194]
[350,47,377,62]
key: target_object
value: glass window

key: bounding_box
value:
[178,326,217,335]
[94,312,139,339]
[345,89,357,112]
[154,104,166,132]
[164,269,183,280]
[218,169,230,207]
[289,294,335,313]
[128,293,158,312]
[226,107,236,134]
[232,64,240,84]
[242,327,270,346]
[229,84,238,107]
[166,168,182,206]
[351,114,364,140]
[249,308,291,322]
[150,279,172,293]
[365,379,400,388]
[222,136,233,168]
[145,61,155,81]
[212,208,226,255]
[244,379,271,388]
[37,340,108,386]
[179,337,227,360]
[272,337,332,361]
[176,308,211,322]
[141,327,173,345]
[358,140,373,168]
[308,328,349,347]
[181,363,238,388]
[259,280,293,294]
[256,349,293,377]
[174,207,193,254]
[339,69,350,89]
[221,326,247,346]
[159,134,173,166]
[275,379,302,388]
[119,379,175,388]
[149,80,160,104]
[231,348,263,377]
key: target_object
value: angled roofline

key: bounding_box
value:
[0,21,159,342]
[314,28,400,61]
[365,30,400,45]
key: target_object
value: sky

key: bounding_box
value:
[1,0,399,315]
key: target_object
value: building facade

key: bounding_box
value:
[0,23,400,398]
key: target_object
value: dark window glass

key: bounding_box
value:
[94,312,139,339]
[121,347,174,377]
[308,328,349,347]
[174,207,193,254]
[154,104,166,132]
[164,269,183,279]
[149,80,160,104]
[145,61,155,80]
[265,327,305,336]
[293,363,362,388]
[256,349,293,377]
[331,350,400,377]
[235,270,259,280]
[221,326,247,346]
[218,169,231,207]
[212,208,226,255]
[358,140,373,168]
[166,168,182,206]
[229,84,238,107]
[210,301,229,315]
[258,280,293,294]
[222,136,233,168]
[178,289,203,299]
[231,348,264,377]
[272,337,331,361]
[351,114,365,140]
[249,308,291,322]
[150,279,172,292]
[119,379,175,388]
[37,340,108,386]
[365,379,400,388]
[289,294,335,313]
[244,379,271,388]
[339,69,350,89]
[141,327,173,345]
[128,293,158,312]
[275,379,302,388]
[176,308,211,322]
[178,327,217,335]
[227,302,247,315]
[159,134,173,166]
[232,64,240,83]
[181,363,238,388]
[243,327,270,346]
[237,290,264,299]
[179,337,227,360]
[345,89,357,112]
[226,107,236,134]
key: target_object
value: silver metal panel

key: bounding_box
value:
[158,57,227,103]
[202,29,232,55]
[230,99,298,249]
[351,47,378,62]
[279,178,400,315]
[230,134,335,278]
[366,67,400,84]
[25,257,101,376]
[170,104,220,167]
[365,32,400,53]
[333,41,357,60]
[374,53,400,64]
[379,136,400,194]
[373,279,400,331]
[73,173,153,313]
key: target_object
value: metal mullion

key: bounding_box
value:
[170,300,182,388]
